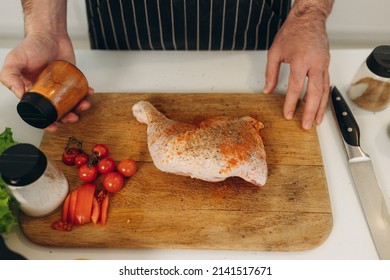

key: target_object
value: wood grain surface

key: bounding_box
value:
[19,93,332,251]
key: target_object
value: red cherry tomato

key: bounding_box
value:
[103,172,124,193]
[62,147,80,165]
[92,144,109,159]
[117,158,137,177]
[78,164,98,183]
[74,153,89,168]
[97,157,116,175]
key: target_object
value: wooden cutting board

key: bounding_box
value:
[19,93,332,251]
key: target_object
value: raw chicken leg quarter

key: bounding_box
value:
[132,101,268,186]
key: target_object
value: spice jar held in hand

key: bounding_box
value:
[348,45,390,111]
[0,143,69,217]
[16,60,89,129]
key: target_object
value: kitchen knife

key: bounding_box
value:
[330,85,390,259]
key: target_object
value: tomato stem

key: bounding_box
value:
[65,136,84,153]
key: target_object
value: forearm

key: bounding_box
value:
[292,0,334,21]
[22,0,68,36]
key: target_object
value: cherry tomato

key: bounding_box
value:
[92,144,109,159]
[62,147,80,165]
[117,158,137,177]
[97,157,116,175]
[74,153,89,168]
[103,172,124,193]
[78,164,98,183]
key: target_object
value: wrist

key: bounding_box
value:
[23,0,68,36]
[292,0,334,21]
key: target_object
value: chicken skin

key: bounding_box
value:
[132,101,267,186]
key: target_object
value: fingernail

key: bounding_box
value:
[79,102,91,111]
[316,115,323,125]
[303,120,313,130]
[45,125,58,133]
[263,83,270,94]
[286,111,294,120]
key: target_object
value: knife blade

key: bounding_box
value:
[330,85,390,259]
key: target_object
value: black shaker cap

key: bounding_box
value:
[0,143,47,186]
[17,92,58,129]
[366,45,390,78]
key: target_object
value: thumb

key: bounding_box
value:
[0,65,26,98]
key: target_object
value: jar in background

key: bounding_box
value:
[0,143,69,217]
[348,45,390,111]
[17,60,89,129]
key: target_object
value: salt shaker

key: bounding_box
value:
[0,143,69,217]
[17,60,89,129]
[348,45,390,111]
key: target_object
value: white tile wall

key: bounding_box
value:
[0,0,389,49]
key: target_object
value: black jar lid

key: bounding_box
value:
[17,92,58,129]
[366,45,390,78]
[0,143,47,187]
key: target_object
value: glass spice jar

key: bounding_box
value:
[348,45,390,111]
[0,143,69,217]
[17,60,89,129]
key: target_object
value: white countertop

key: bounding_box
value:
[1,48,389,260]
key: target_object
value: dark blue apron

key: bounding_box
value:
[85,0,291,50]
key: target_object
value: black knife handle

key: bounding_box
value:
[330,86,360,147]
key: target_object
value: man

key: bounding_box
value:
[0,0,334,131]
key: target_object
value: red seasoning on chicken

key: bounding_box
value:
[132,101,268,186]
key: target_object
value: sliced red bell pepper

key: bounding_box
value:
[68,188,79,224]
[74,183,96,225]
[91,196,100,225]
[100,195,109,226]
[62,193,70,223]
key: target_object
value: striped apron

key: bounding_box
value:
[85,0,291,50]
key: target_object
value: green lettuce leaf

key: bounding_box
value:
[0,127,16,153]
[0,127,18,234]
[0,188,17,233]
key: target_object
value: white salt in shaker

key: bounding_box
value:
[0,143,69,217]
[348,45,390,111]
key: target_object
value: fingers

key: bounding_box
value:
[263,50,281,94]
[284,62,307,121]
[0,64,26,98]
[300,61,330,130]
[300,67,324,130]
[45,112,79,132]
[283,59,329,130]
[73,100,91,115]
[44,100,92,133]
[265,42,328,130]
[87,87,94,96]
[46,86,94,132]
[315,70,330,125]
[45,124,59,133]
